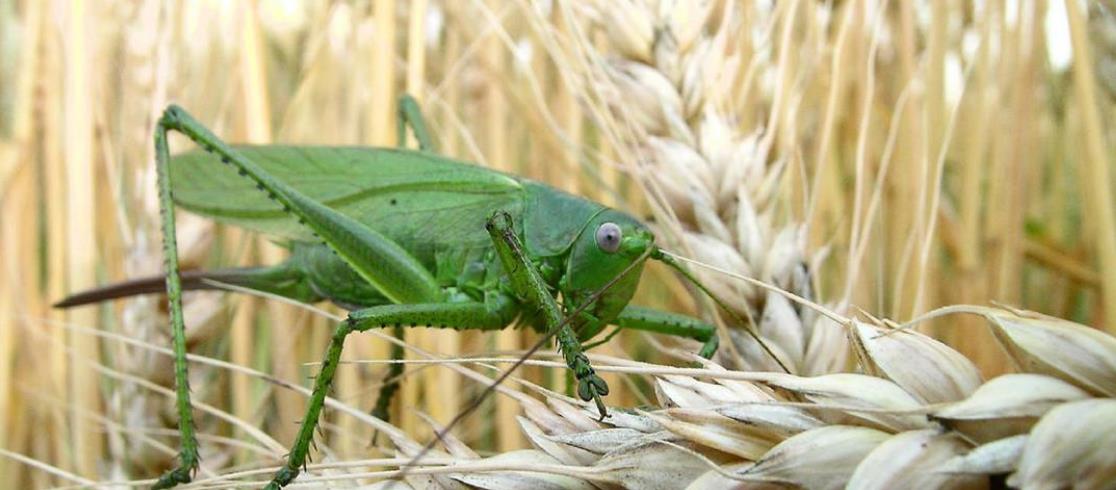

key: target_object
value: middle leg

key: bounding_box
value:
[614,305,720,359]
[265,300,515,489]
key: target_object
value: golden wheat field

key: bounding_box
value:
[2,0,1116,488]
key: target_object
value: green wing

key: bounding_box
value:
[171,146,525,264]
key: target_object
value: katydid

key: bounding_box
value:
[56,96,785,489]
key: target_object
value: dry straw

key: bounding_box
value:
[2,0,1115,489]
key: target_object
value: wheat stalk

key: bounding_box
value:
[373,1,1116,489]
[4,1,1116,488]
[376,306,1110,490]
[533,0,847,373]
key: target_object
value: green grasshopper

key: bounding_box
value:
[57,96,783,489]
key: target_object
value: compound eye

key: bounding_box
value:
[595,222,622,253]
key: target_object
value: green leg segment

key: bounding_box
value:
[153,105,447,488]
[580,326,622,352]
[615,305,719,359]
[265,300,516,489]
[368,323,406,440]
[152,105,200,490]
[158,105,443,306]
[396,94,437,152]
[484,212,611,418]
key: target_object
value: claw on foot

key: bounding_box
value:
[369,405,390,447]
[698,335,719,359]
[266,465,298,489]
[576,375,610,421]
[152,464,194,489]
[370,429,390,449]
[591,389,609,421]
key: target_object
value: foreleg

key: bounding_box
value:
[484,212,611,418]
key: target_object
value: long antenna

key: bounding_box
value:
[652,248,791,374]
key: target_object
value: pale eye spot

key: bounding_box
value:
[595,222,622,253]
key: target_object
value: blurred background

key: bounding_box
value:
[1,0,1114,487]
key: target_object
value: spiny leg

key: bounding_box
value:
[151,105,200,490]
[154,105,444,488]
[158,105,442,306]
[484,212,610,418]
[615,305,719,359]
[368,323,405,445]
[265,301,515,489]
